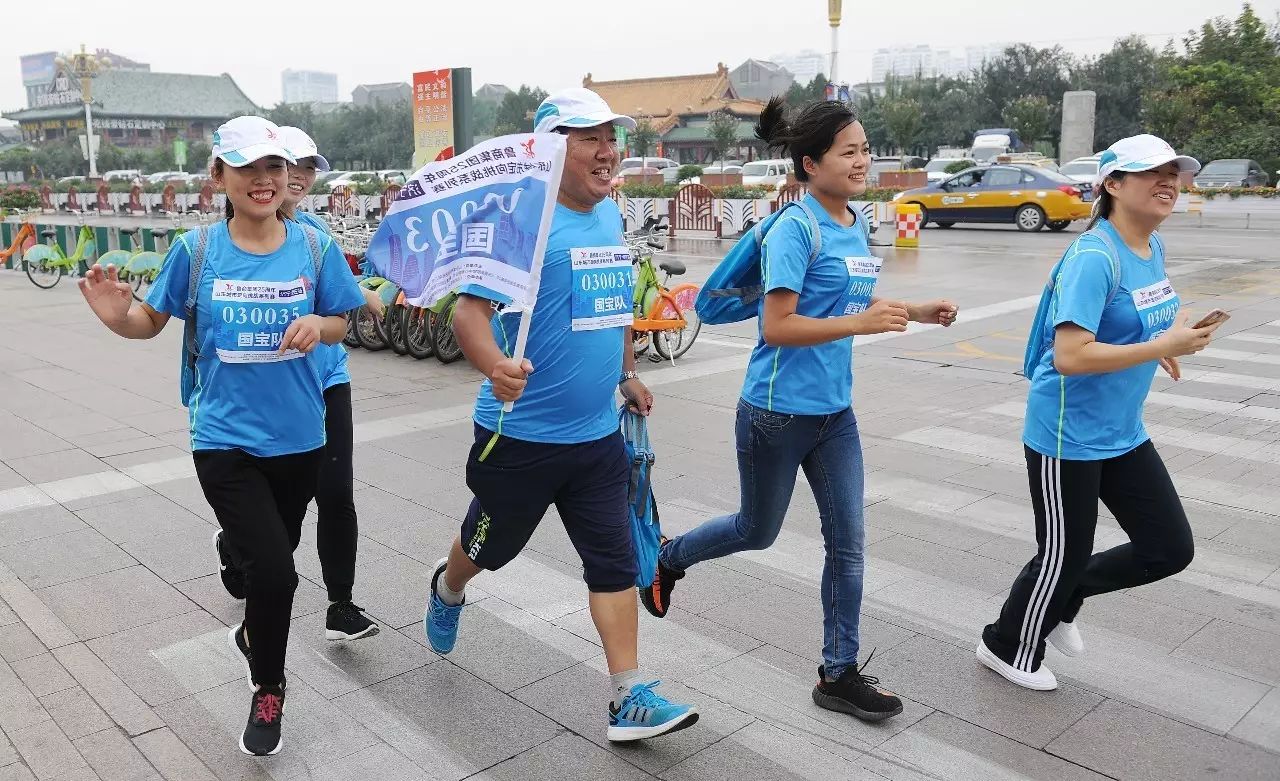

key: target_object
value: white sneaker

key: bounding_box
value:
[976,639,1058,691]
[1047,621,1084,657]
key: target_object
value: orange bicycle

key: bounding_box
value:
[629,219,701,361]
[0,222,36,269]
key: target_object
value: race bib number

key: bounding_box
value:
[832,256,882,317]
[1131,278,1179,342]
[570,246,633,331]
[211,278,311,363]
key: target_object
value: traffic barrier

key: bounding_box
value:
[895,203,922,248]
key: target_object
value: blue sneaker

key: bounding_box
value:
[607,681,699,742]
[424,558,464,654]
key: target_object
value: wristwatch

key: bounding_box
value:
[619,370,639,384]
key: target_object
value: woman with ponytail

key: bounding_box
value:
[640,97,959,722]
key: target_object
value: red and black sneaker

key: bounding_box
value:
[240,683,286,756]
[639,537,684,619]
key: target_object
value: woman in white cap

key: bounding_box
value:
[978,134,1222,690]
[78,115,365,754]
[209,125,382,645]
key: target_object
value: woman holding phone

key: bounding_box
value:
[978,134,1223,690]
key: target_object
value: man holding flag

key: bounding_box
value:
[420,88,699,742]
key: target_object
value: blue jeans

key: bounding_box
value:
[661,399,866,678]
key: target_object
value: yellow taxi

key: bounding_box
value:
[894,164,1094,231]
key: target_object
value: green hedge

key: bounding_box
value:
[1185,186,1280,199]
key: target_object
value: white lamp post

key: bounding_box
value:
[55,45,111,180]
[828,0,842,84]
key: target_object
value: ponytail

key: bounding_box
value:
[754,96,857,183]
[1085,171,1127,230]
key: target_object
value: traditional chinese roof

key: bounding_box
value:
[3,70,258,122]
[584,64,752,134]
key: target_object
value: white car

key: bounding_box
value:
[326,171,379,191]
[147,171,190,185]
[102,169,143,183]
[924,158,969,184]
[741,159,793,190]
[1059,155,1100,185]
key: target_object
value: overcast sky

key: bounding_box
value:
[2,0,1275,115]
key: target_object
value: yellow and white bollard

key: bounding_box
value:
[895,203,922,248]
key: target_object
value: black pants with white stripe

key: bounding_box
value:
[982,441,1194,673]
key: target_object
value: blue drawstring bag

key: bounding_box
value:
[620,407,661,588]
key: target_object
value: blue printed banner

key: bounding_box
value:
[365,133,566,310]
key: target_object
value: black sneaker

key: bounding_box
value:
[639,537,684,619]
[240,684,285,756]
[325,601,380,642]
[812,655,903,722]
[228,624,255,691]
[214,530,246,600]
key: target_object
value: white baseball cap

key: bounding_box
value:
[211,116,296,167]
[533,88,637,134]
[278,126,331,172]
[1095,134,1199,186]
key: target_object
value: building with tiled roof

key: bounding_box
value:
[584,64,768,164]
[4,68,258,148]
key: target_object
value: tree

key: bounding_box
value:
[881,98,923,157]
[1143,4,1280,174]
[785,74,829,105]
[629,118,658,159]
[32,141,82,178]
[706,111,740,165]
[1072,35,1162,149]
[266,102,317,134]
[1002,95,1053,145]
[185,140,212,173]
[472,99,499,138]
[976,44,1074,147]
[494,85,548,135]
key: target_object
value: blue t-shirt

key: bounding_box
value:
[465,199,630,444]
[146,220,365,457]
[294,211,352,391]
[1024,219,1178,460]
[741,195,879,415]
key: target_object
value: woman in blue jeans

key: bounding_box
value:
[640,97,958,722]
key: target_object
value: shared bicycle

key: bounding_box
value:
[627,218,701,361]
[22,223,97,289]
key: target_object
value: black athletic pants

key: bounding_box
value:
[194,447,323,687]
[316,382,357,603]
[982,441,1194,673]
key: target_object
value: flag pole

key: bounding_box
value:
[502,137,568,412]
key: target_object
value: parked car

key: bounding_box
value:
[1059,155,1101,185]
[1194,158,1269,188]
[894,164,1093,232]
[102,169,142,183]
[146,171,193,185]
[619,157,678,172]
[690,164,743,185]
[740,158,793,190]
[377,169,410,186]
[867,157,924,186]
[924,158,969,184]
[326,171,379,191]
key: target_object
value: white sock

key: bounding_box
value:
[611,669,646,709]
[437,574,465,607]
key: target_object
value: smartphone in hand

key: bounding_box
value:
[1193,309,1230,329]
